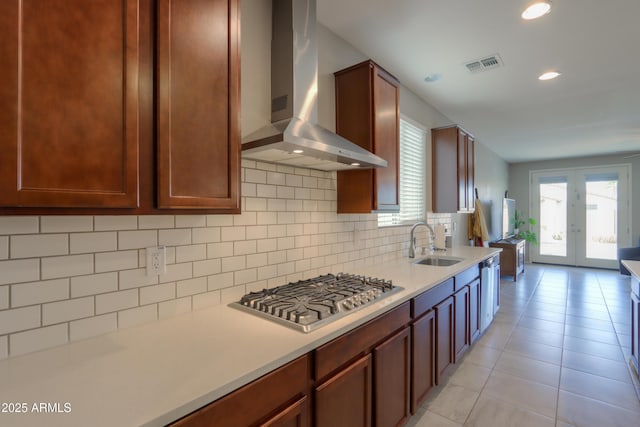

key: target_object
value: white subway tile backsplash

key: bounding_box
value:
[220,226,247,242]
[206,215,233,227]
[43,297,94,325]
[220,286,245,304]
[207,242,234,259]
[94,216,138,231]
[0,336,7,360]
[118,268,158,290]
[191,227,220,244]
[0,306,40,335]
[0,162,449,359]
[96,289,138,314]
[70,313,117,342]
[0,236,9,260]
[221,256,246,273]
[138,215,175,230]
[193,259,221,277]
[257,238,277,253]
[70,232,117,254]
[158,297,191,320]
[0,217,39,235]
[41,254,93,280]
[159,262,193,284]
[11,279,69,308]
[140,283,176,305]
[71,272,118,297]
[256,184,277,198]
[10,234,68,259]
[192,291,221,310]
[245,198,267,212]
[41,216,93,233]
[234,240,256,256]
[246,225,268,240]
[0,286,8,310]
[176,277,207,297]
[10,324,67,357]
[118,230,157,250]
[175,215,207,228]
[234,268,257,285]
[118,305,158,329]
[207,272,234,291]
[159,229,192,246]
[245,169,267,184]
[176,244,207,263]
[266,171,286,185]
[95,250,138,273]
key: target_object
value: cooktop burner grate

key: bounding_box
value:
[230,273,401,332]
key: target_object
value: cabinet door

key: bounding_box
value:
[260,396,308,427]
[316,354,372,427]
[466,136,475,211]
[372,66,399,212]
[411,310,435,413]
[457,129,468,211]
[435,296,454,383]
[157,0,240,210]
[0,0,140,207]
[454,286,470,362]
[630,284,639,372]
[469,279,481,344]
[373,327,410,427]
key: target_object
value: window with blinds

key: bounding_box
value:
[378,117,426,227]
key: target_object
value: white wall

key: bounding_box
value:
[475,143,510,241]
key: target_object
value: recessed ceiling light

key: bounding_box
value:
[521,1,552,20]
[292,149,304,154]
[538,71,561,80]
[350,162,360,167]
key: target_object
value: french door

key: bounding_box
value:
[530,165,631,269]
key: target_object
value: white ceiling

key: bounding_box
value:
[317,0,640,163]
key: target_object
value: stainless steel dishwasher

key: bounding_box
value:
[480,256,499,332]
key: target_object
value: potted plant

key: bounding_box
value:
[513,210,538,245]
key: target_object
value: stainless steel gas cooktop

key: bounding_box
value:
[230,273,401,332]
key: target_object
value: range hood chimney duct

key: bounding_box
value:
[241,0,388,171]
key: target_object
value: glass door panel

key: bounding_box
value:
[584,179,618,261]
[539,181,568,257]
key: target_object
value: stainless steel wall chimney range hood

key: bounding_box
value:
[241,0,387,171]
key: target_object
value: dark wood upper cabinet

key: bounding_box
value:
[334,60,400,213]
[432,125,475,213]
[0,0,140,208]
[157,0,240,210]
[0,0,240,214]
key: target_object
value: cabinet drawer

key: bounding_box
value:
[315,302,410,382]
[412,279,454,318]
[455,265,480,291]
[171,354,310,427]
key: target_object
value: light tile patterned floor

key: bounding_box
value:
[406,264,640,427]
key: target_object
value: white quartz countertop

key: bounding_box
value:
[622,260,640,280]
[0,246,500,427]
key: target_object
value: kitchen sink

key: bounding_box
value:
[413,256,464,267]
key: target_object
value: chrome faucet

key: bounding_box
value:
[408,222,435,258]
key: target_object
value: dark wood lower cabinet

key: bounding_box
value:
[469,279,481,344]
[261,396,308,427]
[411,310,435,413]
[374,327,411,427]
[454,286,470,362]
[170,355,309,427]
[315,354,372,427]
[435,296,454,384]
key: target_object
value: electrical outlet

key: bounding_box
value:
[146,246,166,276]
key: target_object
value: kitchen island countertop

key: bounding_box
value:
[0,246,500,427]
[622,260,640,280]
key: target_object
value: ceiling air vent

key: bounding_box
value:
[464,54,503,73]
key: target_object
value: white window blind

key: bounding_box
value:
[378,117,426,227]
